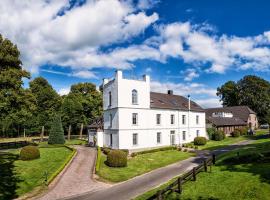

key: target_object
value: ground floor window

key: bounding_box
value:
[110,134,113,146]
[133,133,138,145]
[196,130,200,137]
[182,131,186,141]
[157,132,161,144]
[170,131,175,145]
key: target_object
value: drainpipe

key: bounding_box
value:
[188,95,190,139]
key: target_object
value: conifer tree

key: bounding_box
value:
[48,115,65,144]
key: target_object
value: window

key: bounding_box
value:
[156,114,161,125]
[182,131,186,140]
[110,134,113,146]
[170,131,175,145]
[196,115,199,125]
[133,133,138,145]
[157,132,161,144]
[109,114,112,127]
[196,130,200,137]
[109,91,112,106]
[182,115,186,125]
[170,114,175,125]
[132,113,138,125]
[132,89,138,104]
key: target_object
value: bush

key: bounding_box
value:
[95,146,101,173]
[239,127,248,135]
[20,145,40,160]
[48,115,65,144]
[106,150,127,167]
[102,147,111,155]
[130,146,177,157]
[194,137,207,145]
[207,128,216,140]
[231,129,241,137]
[213,130,226,141]
[120,149,129,155]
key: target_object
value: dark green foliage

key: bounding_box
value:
[194,137,207,145]
[102,147,112,155]
[222,151,270,164]
[213,130,226,141]
[106,150,127,167]
[95,146,101,173]
[130,146,177,157]
[239,127,248,135]
[20,146,40,160]
[48,115,65,144]
[207,128,216,140]
[231,129,241,137]
[120,149,129,155]
[217,75,270,123]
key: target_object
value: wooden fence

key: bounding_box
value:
[0,141,31,150]
[147,154,216,200]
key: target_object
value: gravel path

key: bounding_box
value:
[36,146,109,200]
[67,140,254,200]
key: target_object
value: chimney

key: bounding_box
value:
[188,95,191,110]
[167,90,173,95]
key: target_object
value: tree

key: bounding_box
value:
[0,34,35,137]
[48,115,65,144]
[29,77,62,132]
[217,75,270,123]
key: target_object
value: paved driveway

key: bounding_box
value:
[67,140,253,200]
[36,146,109,200]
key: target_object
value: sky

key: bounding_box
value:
[1,0,270,108]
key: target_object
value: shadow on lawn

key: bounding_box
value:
[0,152,21,200]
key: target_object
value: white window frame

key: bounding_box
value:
[196,130,200,137]
[132,113,138,125]
[157,132,161,144]
[182,131,186,141]
[170,114,175,125]
[156,114,161,125]
[132,89,138,105]
[132,133,138,145]
[196,115,199,125]
[182,115,186,125]
[109,91,112,107]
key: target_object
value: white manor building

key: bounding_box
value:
[88,70,206,150]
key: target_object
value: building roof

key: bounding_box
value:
[87,117,103,130]
[205,106,256,122]
[150,92,204,112]
[207,116,247,126]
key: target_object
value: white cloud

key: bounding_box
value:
[145,67,152,73]
[58,87,70,96]
[137,0,160,10]
[41,69,97,79]
[182,68,199,81]
[195,98,222,108]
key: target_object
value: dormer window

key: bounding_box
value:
[132,89,138,105]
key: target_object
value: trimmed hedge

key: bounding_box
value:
[20,145,40,160]
[194,137,207,145]
[106,150,127,167]
[95,146,101,173]
[231,129,241,137]
[131,146,177,157]
[213,130,226,141]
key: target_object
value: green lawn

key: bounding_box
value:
[0,146,74,199]
[97,150,194,182]
[136,133,270,200]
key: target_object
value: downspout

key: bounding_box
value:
[188,95,190,139]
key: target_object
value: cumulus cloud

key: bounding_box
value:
[182,68,199,81]
[58,87,70,96]
[41,69,97,79]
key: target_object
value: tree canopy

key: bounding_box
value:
[217,75,270,123]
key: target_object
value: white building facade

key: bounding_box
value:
[93,70,206,150]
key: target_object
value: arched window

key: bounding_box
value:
[132,89,138,105]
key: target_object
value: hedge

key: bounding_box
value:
[106,150,127,167]
[194,137,207,145]
[131,146,177,157]
[95,146,101,173]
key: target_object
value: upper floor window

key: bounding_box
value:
[156,114,161,125]
[109,91,112,106]
[132,89,138,105]
[182,115,186,125]
[132,113,138,125]
[170,114,175,125]
[196,115,199,125]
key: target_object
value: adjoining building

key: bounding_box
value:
[206,106,258,135]
[88,70,207,150]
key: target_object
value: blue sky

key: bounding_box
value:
[1,0,270,107]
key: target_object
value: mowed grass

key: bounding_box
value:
[0,146,73,198]
[98,150,194,182]
[136,133,270,200]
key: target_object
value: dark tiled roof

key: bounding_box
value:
[205,106,256,122]
[150,92,204,112]
[207,116,246,126]
[88,117,103,130]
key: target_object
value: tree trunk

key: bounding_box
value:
[40,126,44,142]
[68,125,71,140]
[79,123,83,139]
[23,128,26,138]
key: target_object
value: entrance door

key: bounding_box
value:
[170,131,175,145]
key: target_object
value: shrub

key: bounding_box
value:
[48,115,65,144]
[95,146,101,173]
[194,137,207,145]
[239,127,248,135]
[207,128,216,140]
[102,147,111,155]
[106,150,127,167]
[231,129,241,137]
[195,146,198,149]
[133,146,177,156]
[20,145,40,160]
[120,149,129,155]
[213,130,225,141]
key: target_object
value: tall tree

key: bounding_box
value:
[29,77,62,132]
[217,75,270,123]
[0,34,35,137]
